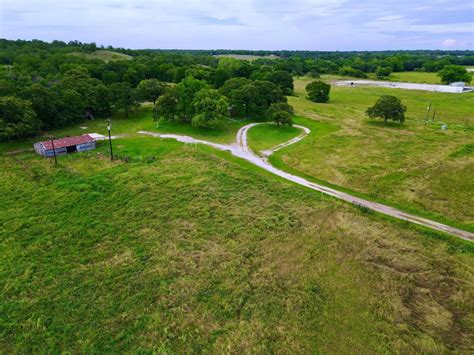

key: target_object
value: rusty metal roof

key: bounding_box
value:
[40,135,94,150]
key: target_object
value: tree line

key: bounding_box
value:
[1,39,473,140]
[0,39,294,140]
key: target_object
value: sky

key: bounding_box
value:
[0,0,473,50]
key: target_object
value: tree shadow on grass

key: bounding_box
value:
[366,120,406,130]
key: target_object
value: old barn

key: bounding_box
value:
[34,135,96,157]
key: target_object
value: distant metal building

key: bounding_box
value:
[34,134,96,157]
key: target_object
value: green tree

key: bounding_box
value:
[219,77,252,97]
[135,79,167,105]
[253,80,286,108]
[57,89,84,125]
[108,82,136,117]
[0,79,16,96]
[175,76,208,121]
[154,87,179,122]
[227,83,260,117]
[60,71,111,117]
[191,89,229,128]
[20,84,60,129]
[366,95,406,124]
[225,80,286,117]
[0,96,40,140]
[306,81,331,103]
[269,70,294,95]
[266,102,294,119]
[438,65,471,84]
[271,110,293,127]
[308,69,320,78]
[376,66,392,79]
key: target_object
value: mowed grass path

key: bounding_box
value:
[1,139,473,352]
[281,78,474,230]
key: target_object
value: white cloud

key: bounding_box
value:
[441,39,458,47]
[375,15,403,21]
[0,0,472,50]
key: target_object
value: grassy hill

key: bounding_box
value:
[70,50,132,62]
[1,136,473,352]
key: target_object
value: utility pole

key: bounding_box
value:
[50,138,57,165]
[107,118,113,161]
[425,102,432,125]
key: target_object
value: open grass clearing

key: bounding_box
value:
[246,123,302,154]
[369,71,441,85]
[280,78,474,231]
[0,107,252,155]
[1,137,473,352]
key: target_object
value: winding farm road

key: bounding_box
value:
[138,124,474,242]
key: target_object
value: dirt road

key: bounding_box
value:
[138,124,474,242]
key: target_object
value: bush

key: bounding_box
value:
[376,66,393,79]
[339,66,368,78]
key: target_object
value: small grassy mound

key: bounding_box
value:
[214,54,279,61]
[70,50,132,62]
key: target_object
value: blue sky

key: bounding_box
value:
[1,0,472,50]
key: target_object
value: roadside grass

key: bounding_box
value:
[1,139,473,353]
[282,78,474,229]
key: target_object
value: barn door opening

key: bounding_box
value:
[67,145,77,153]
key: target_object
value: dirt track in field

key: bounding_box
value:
[138,124,474,242]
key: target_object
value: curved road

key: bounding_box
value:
[138,124,474,242]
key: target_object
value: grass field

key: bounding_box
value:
[247,123,302,153]
[3,89,472,234]
[0,108,250,155]
[278,77,474,231]
[372,71,441,84]
[316,72,456,85]
[70,50,132,62]
[1,136,474,352]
